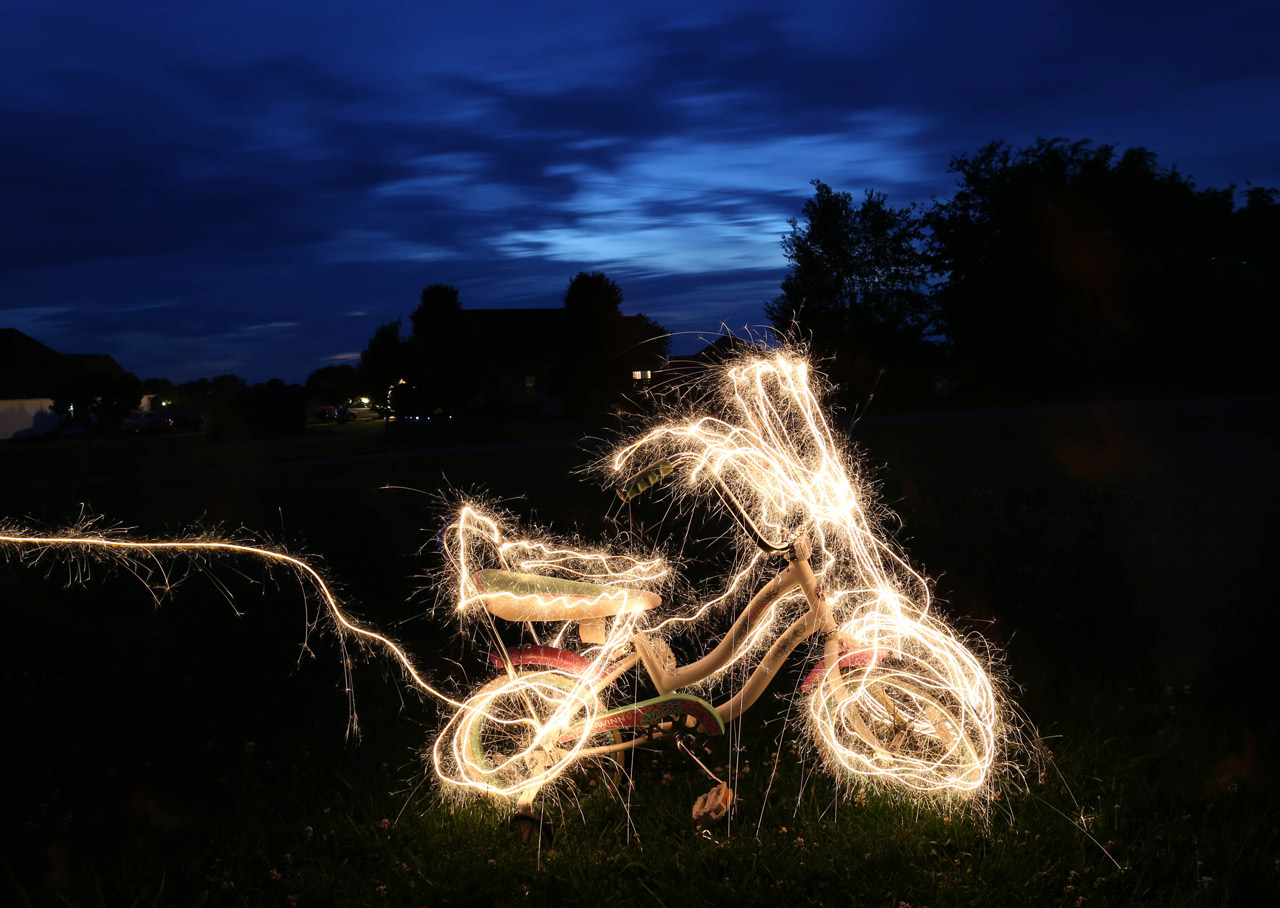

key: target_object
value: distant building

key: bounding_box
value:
[458,309,666,416]
[463,308,567,414]
[0,328,130,439]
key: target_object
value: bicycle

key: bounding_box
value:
[433,352,1000,836]
[0,350,999,841]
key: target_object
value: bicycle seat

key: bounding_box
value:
[472,568,661,643]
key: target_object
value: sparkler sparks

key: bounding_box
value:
[432,504,667,800]
[3,346,1009,816]
[609,352,1002,795]
[0,521,471,724]
[435,349,1004,803]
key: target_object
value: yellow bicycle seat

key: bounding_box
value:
[472,568,661,643]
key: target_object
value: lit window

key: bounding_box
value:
[632,370,651,381]
[524,375,537,397]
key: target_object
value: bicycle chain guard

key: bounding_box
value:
[572,692,724,745]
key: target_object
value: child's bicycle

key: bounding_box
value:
[433,353,1000,838]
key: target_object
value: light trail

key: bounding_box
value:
[610,352,1002,795]
[3,347,1006,807]
[434,504,667,799]
[0,528,469,718]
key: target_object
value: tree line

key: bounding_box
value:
[342,271,670,419]
[46,136,1276,434]
[768,138,1280,409]
[52,372,290,435]
[42,270,672,436]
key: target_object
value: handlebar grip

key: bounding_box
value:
[617,458,675,502]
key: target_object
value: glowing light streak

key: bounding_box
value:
[0,528,469,714]
[497,541,666,584]
[609,352,1001,795]
[808,609,998,792]
[435,505,668,800]
[3,347,1007,809]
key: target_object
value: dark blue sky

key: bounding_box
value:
[3,0,1277,383]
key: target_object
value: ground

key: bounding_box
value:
[1,401,1276,906]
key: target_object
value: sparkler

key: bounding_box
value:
[432,504,668,801]
[2,345,1007,814]
[0,521,471,728]
[609,352,1002,795]
[438,349,1003,802]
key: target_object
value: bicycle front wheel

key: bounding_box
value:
[808,617,998,795]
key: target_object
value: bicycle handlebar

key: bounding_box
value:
[617,457,792,555]
[616,458,675,503]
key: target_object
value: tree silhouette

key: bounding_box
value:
[562,270,623,321]
[627,313,672,365]
[926,138,1277,402]
[410,284,463,341]
[557,271,626,415]
[356,319,404,410]
[766,181,936,408]
[405,283,474,414]
[305,364,356,403]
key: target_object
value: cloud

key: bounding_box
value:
[242,321,300,331]
[493,217,783,276]
[3,0,1276,386]
[0,305,77,336]
[315,230,457,264]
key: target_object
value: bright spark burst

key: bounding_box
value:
[433,505,666,800]
[2,346,1008,810]
[610,352,1003,795]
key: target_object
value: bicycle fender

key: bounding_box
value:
[488,644,593,675]
[800,648,882,692]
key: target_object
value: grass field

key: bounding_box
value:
[2,401,1276,906]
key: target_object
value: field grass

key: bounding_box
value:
[2,401,1276,906]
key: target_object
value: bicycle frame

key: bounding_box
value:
[441,353,1000,815]
[478,531,852,776]
[623,535,839,724]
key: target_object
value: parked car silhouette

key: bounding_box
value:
[337,404,376,423]
[122,411,175,433]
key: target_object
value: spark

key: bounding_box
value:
[609,351,1003,796]
[433,505,666,800]
[0,524,470,721]
[2,346,1008,810]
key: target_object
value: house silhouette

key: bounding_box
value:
[0,328,130,439]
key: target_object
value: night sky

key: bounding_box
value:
[3,0,1277,384]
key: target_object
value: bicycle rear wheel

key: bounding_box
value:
[436,668,611,802]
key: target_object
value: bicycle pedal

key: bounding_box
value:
[692,781,734,826]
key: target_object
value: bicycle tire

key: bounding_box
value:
[441,668,619,800]
[810,662,992,794]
